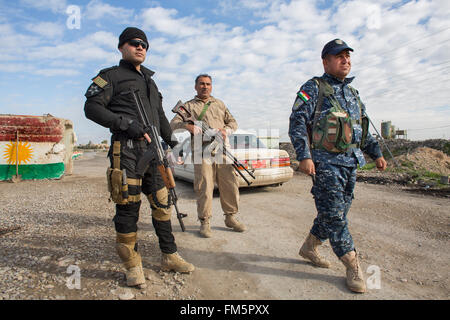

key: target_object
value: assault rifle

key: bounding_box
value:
[128,89,187,232]
[172,100,256,186]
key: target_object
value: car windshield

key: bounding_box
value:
[229,134,266,149]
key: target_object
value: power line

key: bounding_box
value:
[358,26,450,66]
[356,37,450,73]
[408,125,450,131]
[357,58,450,82]
[356,63,450,93]
[362,74,450,100]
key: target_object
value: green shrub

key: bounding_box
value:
[443,142,450,156]
[360,163,376,170]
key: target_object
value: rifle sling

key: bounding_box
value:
[197,101,212,121]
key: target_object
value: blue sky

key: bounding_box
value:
[0,0,449,144]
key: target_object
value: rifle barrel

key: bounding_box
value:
[199,122,256,183]
[172,103,256,185]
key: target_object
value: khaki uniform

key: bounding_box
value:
[170,96,239,220]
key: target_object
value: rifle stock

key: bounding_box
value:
[158,164,176,189]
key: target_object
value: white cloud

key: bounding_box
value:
[19,0,68,13]
[148,1,449,140]
[141,7,208,37]
[24,21,64,38]
[0,62,79,76]
[241,0,271,9]
[0,25,119,75]
[84,0,134,21]
[26,31,115,61]
[1,0,450,142]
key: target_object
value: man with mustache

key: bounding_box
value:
[170,74,246,238]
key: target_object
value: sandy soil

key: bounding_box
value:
[0,151,448,301]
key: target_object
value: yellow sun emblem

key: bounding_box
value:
[3,141,33,165]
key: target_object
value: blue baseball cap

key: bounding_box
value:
[321,39,353,59]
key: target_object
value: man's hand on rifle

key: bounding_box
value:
[217,128,228,141]
[126,120,145,139]
[205,128,228,141]
[185,123,202,135]
[166,151,182,166]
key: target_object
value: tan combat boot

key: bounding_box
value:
[224,214,247,232]
[199,218,212,238]
[340,250,366,293]
[116,232,146,288]
[298,233,331,268]
[161,252,195,273]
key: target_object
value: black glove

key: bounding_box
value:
[126,120,145,139]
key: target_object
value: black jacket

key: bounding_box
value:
[84,59,176,148]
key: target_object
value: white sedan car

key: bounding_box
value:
[169,130,293,188]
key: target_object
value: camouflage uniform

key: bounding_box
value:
[289,72,383,257]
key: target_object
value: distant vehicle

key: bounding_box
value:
[169,130,293,188]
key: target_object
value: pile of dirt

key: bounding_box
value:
[394,147,450,176]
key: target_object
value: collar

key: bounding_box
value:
[119,59,155,77]
[194,95,216,103]
[323,73,355,85]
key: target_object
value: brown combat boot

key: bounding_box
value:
[199,218,212,238]
[298,233,331,268]
[224,214,247,232]
[340,250,366,293]
[116,232,146,288]
[161,252,195,273]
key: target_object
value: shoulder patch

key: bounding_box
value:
[297,90,311,102]
[85,83,103,98]
[92,75,108,88]
[292,97,304,112]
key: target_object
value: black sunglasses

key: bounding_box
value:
[128,39,148,50]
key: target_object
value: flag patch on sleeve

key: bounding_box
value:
[298,90,310,102]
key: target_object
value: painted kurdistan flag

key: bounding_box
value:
[0,114,75,180]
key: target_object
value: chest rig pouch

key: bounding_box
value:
[312,105,353,153]
[310,77,363,153]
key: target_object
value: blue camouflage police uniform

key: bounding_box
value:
[288,72,383,258]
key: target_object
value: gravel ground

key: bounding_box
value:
[0,151,195,301]
[1,150,449,301]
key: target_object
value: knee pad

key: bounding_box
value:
[147,187,172,222]
[116,232,141,269]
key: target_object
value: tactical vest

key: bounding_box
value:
[310,77,369,153]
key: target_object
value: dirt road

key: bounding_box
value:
[0,151,448,300]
